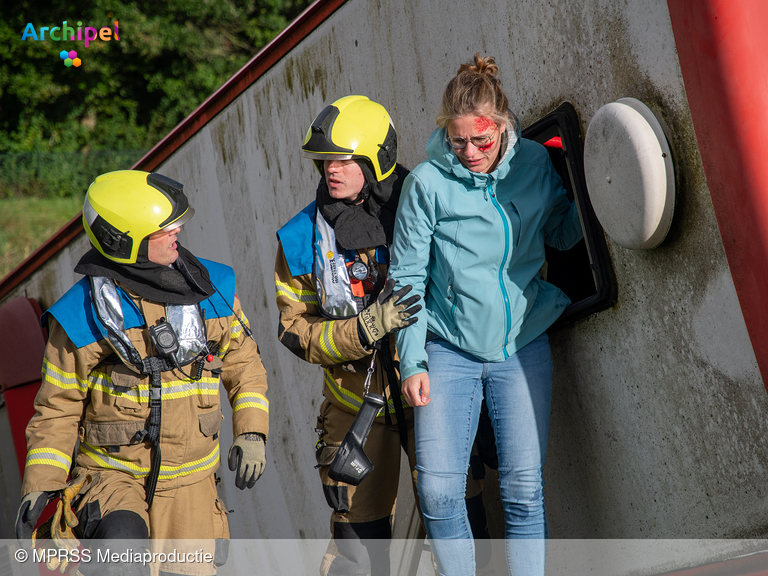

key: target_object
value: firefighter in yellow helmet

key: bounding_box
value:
[16,170,269,576]
[274,96,421,574]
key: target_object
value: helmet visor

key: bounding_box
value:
[160,205,195,232]
[301,151,356,162]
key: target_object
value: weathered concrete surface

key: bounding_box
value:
[2,0,767,571]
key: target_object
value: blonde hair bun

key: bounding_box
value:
[458,54,500,79]
[437,53,510,127]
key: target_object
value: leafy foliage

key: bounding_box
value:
[0,0,310,197]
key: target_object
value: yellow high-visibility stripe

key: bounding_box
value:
[43,357,221,403]
[87,371,220,404]
[323,371,408,415]
[324,369,362,411]
[159,379,220,400]
[42,358,89,392]
[26,447,72,472]
[79,443,220,480]
[386,395,410,413]
[155,445,220,479]
[233,392,269,414]
[275,280,318,304]
[320,321,349,364]
[230,311,250,339]
[80,443,148,475]
[220,313,246,355]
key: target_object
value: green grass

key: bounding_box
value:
[0,197,83,279]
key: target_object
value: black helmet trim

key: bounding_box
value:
[303,105,355,155]
[376,124,397,180]
[146,172,190,229]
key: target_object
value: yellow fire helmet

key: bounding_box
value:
[82,170,195,264]
[302,95,398,182]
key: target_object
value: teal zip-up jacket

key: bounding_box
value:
[390,121,583,381]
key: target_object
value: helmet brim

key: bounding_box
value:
[301,151,356,162]
[161,205,195,232]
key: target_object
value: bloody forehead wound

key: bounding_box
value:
[474,116,496,133]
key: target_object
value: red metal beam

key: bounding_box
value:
[668,0,768,391]
[134,0,347,172]
[0,0,347,302]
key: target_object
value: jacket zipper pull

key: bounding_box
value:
[446,284,453,299]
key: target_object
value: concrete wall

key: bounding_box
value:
[3,0,767,572]
[0,408,22,539]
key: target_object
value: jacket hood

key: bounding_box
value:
[426,112,522,185]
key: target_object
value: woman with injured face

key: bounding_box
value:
[388,54,584,576]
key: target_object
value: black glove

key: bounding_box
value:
[358,278,421,346]
[16,491,51,543]
[228,433,266,490]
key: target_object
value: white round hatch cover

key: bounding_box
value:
[584,97,675,249]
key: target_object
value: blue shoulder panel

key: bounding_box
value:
[276,202,316,277]
[43,259,237,348]
[198,258,236,320]
[43,278,145,348]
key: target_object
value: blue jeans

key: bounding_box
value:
[415,334,553,576]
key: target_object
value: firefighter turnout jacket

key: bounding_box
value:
[22,259,269,497]
[274,202,407,423]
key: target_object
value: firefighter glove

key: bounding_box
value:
[27,474,94,573]
[228,433,266,490]
[16,491,50,543]
[35,499,81,574]
[358,278,421,346]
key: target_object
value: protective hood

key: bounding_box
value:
[74,242,215,305]
[316,162,408,250]
[426,113,522,186]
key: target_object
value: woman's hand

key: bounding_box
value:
[402,373,431,407]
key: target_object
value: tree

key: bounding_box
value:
[0,0,310,159]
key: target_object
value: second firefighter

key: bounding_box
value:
[274,95,420,576]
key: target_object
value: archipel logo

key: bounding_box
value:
[22,20,120,69]
[21,20,120,48]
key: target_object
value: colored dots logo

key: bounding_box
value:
[59,49,81,67]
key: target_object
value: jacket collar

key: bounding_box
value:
[426,113,522,186]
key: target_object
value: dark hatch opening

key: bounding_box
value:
[522,102,617,324]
